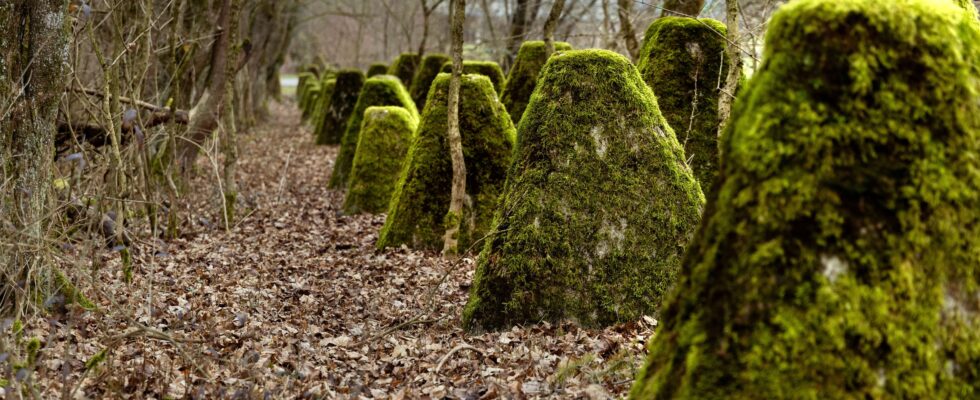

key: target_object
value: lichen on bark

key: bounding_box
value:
[463,49,704,331]
[631,0,980,398]
[377,74,515,252]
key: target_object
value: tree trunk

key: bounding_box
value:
[661,0,705,17]
[443,0,467,256]
[503,0,531,70]
[616,0,640,61]
[177,0,240,175]
[543,0,567,55]
[717,0,742,137]
[0,0,70,315]
[222,0,244,229]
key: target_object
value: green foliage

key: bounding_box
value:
[316,70,365,145]
[638,17,729,197]
[500,41,572,125]
[631,0,980,398]
[330,75,418,188]
[439,60,506,94]
[343,106,419,214]
[409,53,451,109]
[378,73,516,252]
[388,53,421,86]
[463,50,704,331]
[367,63,389,77]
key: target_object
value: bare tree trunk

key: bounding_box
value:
[443,0,467,256]
[177,0,241,174]
[661,0,705,17]
[543,0,567,55]
[0,0,70,315]
[616,0,640,61]
[503,0,531,70]
[717,0,742,137]
[418,0,447,60]
[222,0,244,229]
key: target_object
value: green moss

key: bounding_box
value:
[301,80,321,121]
[409,53,451,109]
[499,41,573,125]
[311,78,337,138]
[638,17,729,197]
[377,73,516,252]
[388,53,421,87]
[440,61,506,94]
[343,106,419,214]
[53,268,96,310]
[297,72,316,103]
[630,0,980,398]
[330,75,418,188]
[462,50,705,331]
[367,63,389,77]
[316,70,365,145]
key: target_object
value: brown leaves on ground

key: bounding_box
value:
[18,103,652,399]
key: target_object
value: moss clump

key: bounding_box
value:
[378,73,516,252]
[367,63,389,77]
[462,50,704,331]
[388,53,421,87]
[297,72,316,103]
[315,69,365,145]
[499,41,572,125]
[330,75,418,188]
[440,61,506,94]
[638,17,729,196]
[301,81,321,121]
[343,107,419,214]
[409,53,451,109]
[630,1,980,398]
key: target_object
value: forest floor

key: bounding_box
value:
[24,102,652,399]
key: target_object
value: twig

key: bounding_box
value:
[435,343,486,374]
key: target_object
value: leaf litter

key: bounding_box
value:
[18,103,653,399]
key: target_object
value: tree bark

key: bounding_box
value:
[616,0,640,61]
[0,0,71,315]
[443,0,467,256]
[717,0,742,137]
[543,0,566,55]
[176,0,240,175]
[503,0,531,70]
[661,0,705,17]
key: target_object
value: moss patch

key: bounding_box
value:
[638,17,729,197]
[330,75,418,188]
[316,69,365,145]
[311,78,337,138]
[462,50,704,331]
[343,106,419,214]
[367,63,389,77]
[440,61,506,94]
[630,0,980,398]
[377,73,516,252]
[409,53,451,109]
[499,41,572,125]
[388,53,421,87]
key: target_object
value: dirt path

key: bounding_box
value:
[27,103,650,399]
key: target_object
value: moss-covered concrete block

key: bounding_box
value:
[630,0,980,398]
[388,53,421,87]
[440,61,506,94]
[377,73,516,252]
[316,69,365,145]
[409,53,451,109]
[367,63,389,77]
[463,49,705,331]
[330,75,418,188]
[311,78,337,138]
[297,72,316,104]
[638,17,729,197]
[343,106,419,214]
[499,41,572,125]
